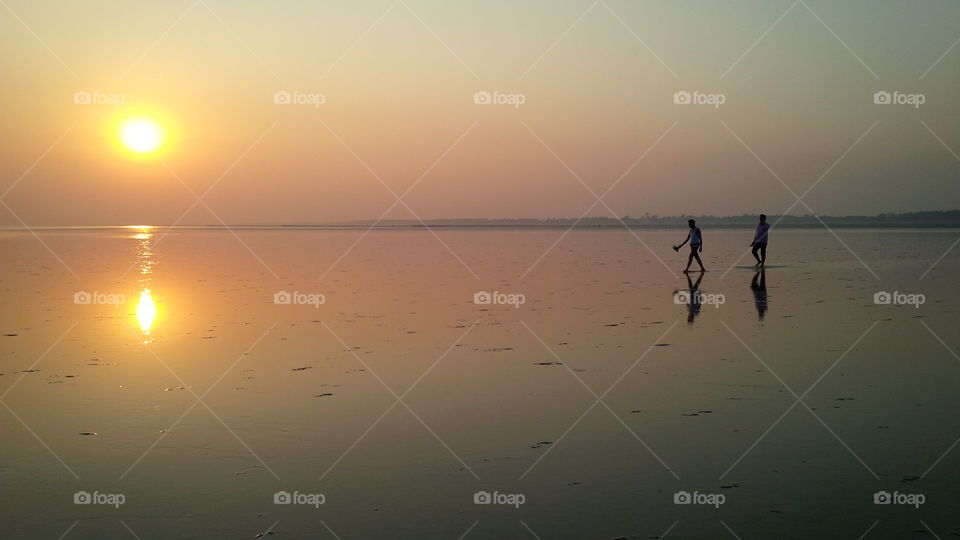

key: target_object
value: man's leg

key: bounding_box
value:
[752,243,761,265]
[759,243,766,265]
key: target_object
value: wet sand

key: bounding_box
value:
[1,228,958,539]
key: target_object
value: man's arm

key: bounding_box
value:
[677,231,690,248]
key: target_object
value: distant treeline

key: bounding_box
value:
[298,210,960,229]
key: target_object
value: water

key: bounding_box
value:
[1,227,957,539]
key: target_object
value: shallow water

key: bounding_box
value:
[1,228,958,539]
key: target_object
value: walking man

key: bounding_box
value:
[673,219,706,273]
[751,214,770,267]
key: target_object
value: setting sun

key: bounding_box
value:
[118,117,164,154]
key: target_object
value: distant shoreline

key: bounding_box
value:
[3,224,960,232]
[3,210,959,231]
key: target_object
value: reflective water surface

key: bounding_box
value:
[0,228,957,539]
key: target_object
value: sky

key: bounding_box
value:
[1,0,958,226]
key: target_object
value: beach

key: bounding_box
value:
[1,227,957,538]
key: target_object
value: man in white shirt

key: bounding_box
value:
[674,219,706,273]
[751,214,770,267]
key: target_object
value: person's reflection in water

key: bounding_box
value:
[684,272,704,324]
[751,268,768,321]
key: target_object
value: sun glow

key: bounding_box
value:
[136,289,157,335]
[119,117,164,154]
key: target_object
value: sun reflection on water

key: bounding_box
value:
[136,289,156,335]
[130,226,158,340]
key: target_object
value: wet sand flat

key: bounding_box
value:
[0,228,958,539]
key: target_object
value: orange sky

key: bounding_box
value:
[1,0,958,225]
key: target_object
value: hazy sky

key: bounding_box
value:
[1,0,958,225]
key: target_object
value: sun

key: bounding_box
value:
[119,117,165,154]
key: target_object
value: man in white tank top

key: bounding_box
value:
[673,219,706,273]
